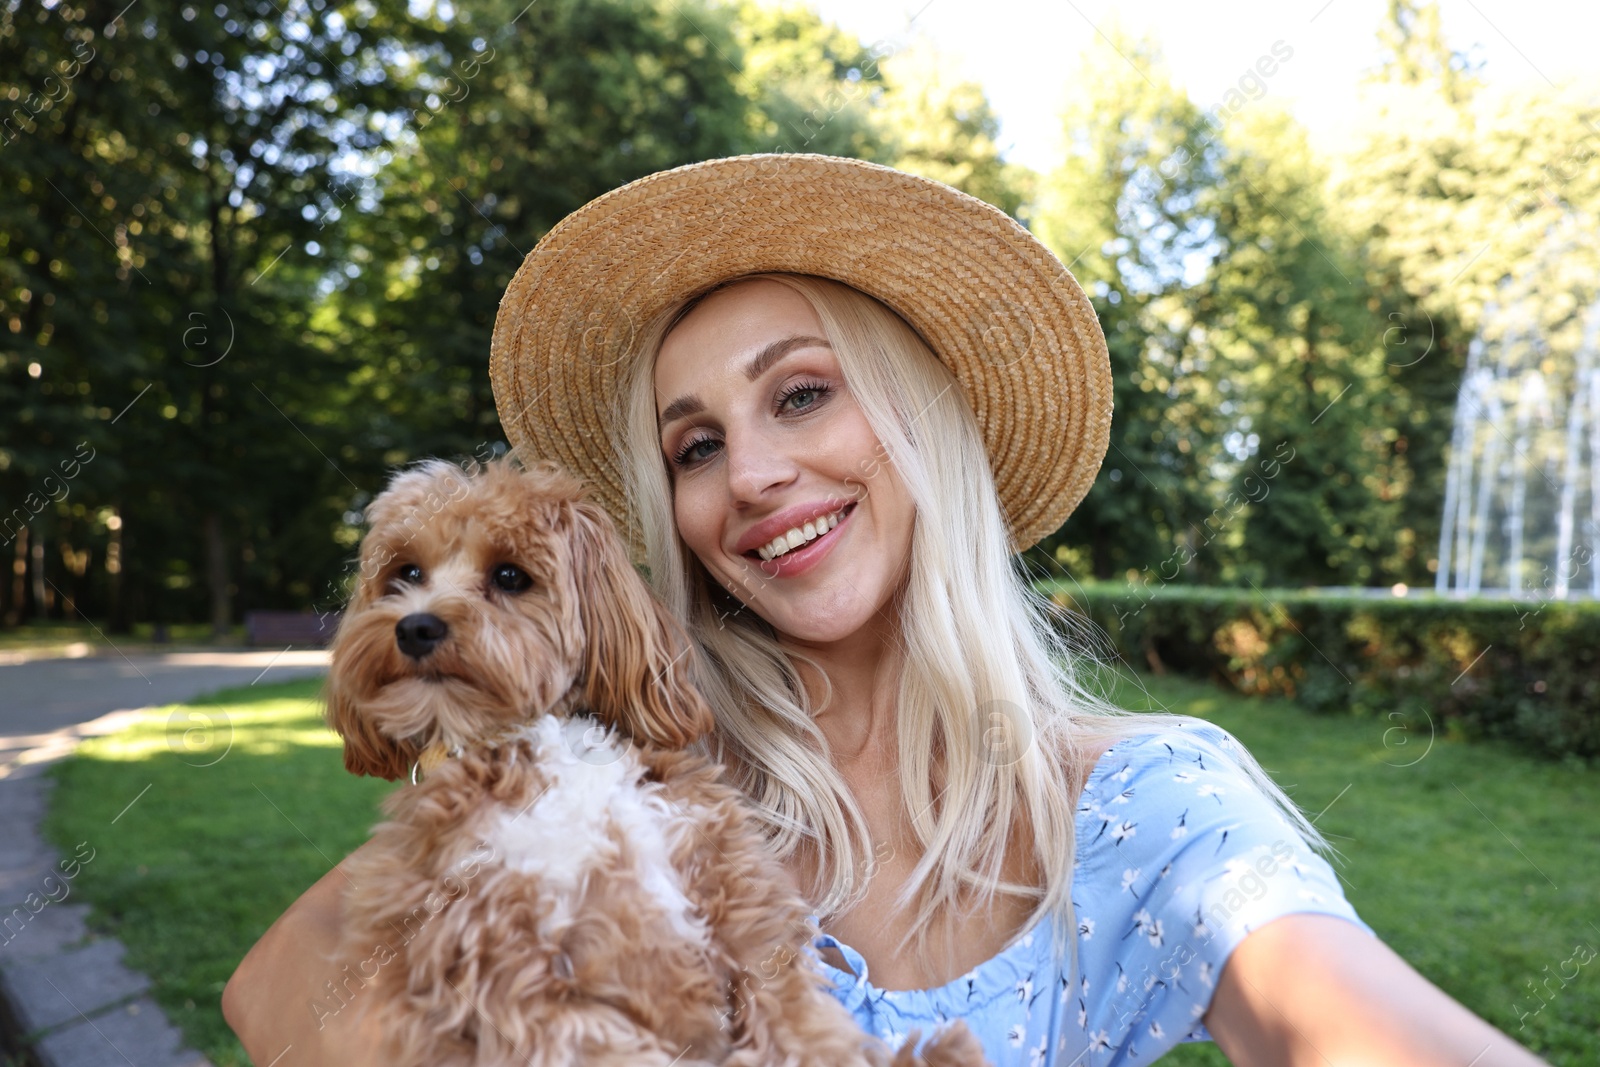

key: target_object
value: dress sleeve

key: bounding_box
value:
[1077,721,1378,1054]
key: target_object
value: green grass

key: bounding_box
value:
[39,673,1599,1065]
[41,676,397,1066]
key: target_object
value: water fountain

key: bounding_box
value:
[1435,296,1600,598]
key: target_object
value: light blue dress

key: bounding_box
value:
[802,721,1377,1065]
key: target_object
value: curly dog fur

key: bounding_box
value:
[323,457,990,1067]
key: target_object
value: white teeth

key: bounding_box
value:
[756,507,847,561]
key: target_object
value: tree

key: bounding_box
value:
[729,0,889,160]
[1374,0,1480,105]
[1,0,455,631]
[1028,31,1424,591]
[1,0,1096,628]
[872,42,1028,216]
[1203,107,1402,587]
[1335,0,1600,585]
[1030,33,1236,584]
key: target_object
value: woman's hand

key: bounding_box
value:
[1205,913,1552,1066]
[222,842,387,1067]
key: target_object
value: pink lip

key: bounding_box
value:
[734,495,861,557]
[748,502,856,580]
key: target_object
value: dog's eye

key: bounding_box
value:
[394,563,424,586]
[490,562,532,593]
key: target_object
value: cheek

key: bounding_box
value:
[828,410,890,484]
[672,481,721,561]
[859,468,916,565]
[854,440,913,524]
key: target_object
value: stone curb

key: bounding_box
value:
[0,769,216,1067]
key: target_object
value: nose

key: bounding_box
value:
[724,426,799,503]
[395,613,448,659]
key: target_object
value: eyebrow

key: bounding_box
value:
[656,334,832,431]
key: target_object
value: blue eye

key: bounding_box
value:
[672,435,717,468]
[669,379,834,470]
[777,379,831,411]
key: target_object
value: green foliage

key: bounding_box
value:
[1332,2,1600,591]
[6,0,1597,630]
[871,44,1026,216]
[1374,0,1482,104]
[728,0,888,159]
[1051,582,1600,760]
[1203,108,1406,587]
[4,0,1025,629]
[1027,6,1600,594]
[326,0,761,507]
[1032,33,1414,588]
[1033,33,1231,579]
[1,0,451,630]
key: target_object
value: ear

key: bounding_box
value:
[322,620,421,782]
[568,499,714,749]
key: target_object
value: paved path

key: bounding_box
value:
[1,648,330,782]
[0,648,330,1066]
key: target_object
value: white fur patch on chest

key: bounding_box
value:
[483,714,707,946]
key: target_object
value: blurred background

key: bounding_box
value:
[5,0,1599,627]
[5,0,1600,753]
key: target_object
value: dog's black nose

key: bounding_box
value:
[395,613,448,659]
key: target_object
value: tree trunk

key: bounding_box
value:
[201,134,233,640]
[107,508,129,634]
[30,533,49,618]
[205,510,230,636]
[4,527,26,626]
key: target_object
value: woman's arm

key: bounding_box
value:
[221,843,387,1067]
[1205,913,1551,1066]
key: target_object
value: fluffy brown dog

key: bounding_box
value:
[323,457,990,1067]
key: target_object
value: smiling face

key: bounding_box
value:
[653,278,917,647]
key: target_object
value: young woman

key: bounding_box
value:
[225,156,1549,1066]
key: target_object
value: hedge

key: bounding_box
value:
[1042,582,1600,762]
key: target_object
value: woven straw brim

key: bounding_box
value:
[490,153,1111,566]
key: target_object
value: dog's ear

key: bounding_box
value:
[323,620,421,782]
[568,499,714,749]
[324,680,416,781]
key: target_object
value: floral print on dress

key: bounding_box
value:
[799,721,1376,1066]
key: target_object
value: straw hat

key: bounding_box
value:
[489,153,1112,565]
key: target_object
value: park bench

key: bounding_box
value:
[244,610,342,647]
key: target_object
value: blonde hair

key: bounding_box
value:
[615,272,1336,980]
